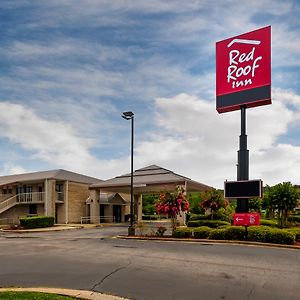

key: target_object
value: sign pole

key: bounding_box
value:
[236,106,249,213]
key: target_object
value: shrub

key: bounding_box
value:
[287,228,300,242]
[193,226,212,239]
[173,227,192,238]
[265,228,295,245]
[247,226,271,243]
[208,228,227,240]
[189,214,211,221]
[224,226,245,240]
[20,216,55,229]
[248,226,295,245]
[260,219,277,227]
[187,220,230,228]
[288,215,300,224]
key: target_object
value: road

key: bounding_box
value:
[0,227,299,300]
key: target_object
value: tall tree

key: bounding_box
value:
[263,182,299,227]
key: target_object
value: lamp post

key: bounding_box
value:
[122,111,135,236]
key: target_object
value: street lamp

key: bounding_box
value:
[122,111,135,236]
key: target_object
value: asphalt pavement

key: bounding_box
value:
[0,226,299,300]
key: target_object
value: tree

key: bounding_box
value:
[155,186,190,234]
[142,194,157,216]
[200,189,228,220]
[188,192,205,214]
[263,182,299,227]
[249,197,262,212]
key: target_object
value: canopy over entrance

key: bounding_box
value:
[90,165,212,194]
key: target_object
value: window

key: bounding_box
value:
[56,184,64,192]
[29,204,37,216]
[56,183,64,202]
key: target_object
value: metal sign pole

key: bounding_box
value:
[236,106,249,213]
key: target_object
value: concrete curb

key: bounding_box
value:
[117,235,300,250]
[0,226,83,233]
[0,287,129,300]
[0,223,128,233]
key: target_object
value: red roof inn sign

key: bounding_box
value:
[216,26,271,113]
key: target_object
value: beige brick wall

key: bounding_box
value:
[67,182,90,223]
[0,204,44,224]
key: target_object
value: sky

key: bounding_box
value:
[0,0,300,188]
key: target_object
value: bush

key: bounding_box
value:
[187,220,231,228]
[207,226,245,241]
[287,228,300,242]
[247,226,272,242]
[288,215,300,224]
[260,219,277,227]
[173,227,192,238]
[193,226,212,239]
[208,228,227,240]
[20,216,55,229]
[189,214,211,221]
[248,226,295,245]
[224,226,245,240]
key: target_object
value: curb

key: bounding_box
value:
[0,226,83,233]
[0,287,128,300]
[117,235,300,250]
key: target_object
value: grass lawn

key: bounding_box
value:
[0,291,78,299]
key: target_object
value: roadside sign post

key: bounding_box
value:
[237,106,249,212]
[216,26,271,219]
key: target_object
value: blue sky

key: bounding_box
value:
[0,0,300,188]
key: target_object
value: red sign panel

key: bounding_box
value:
[216,26,271,113]
[233,212,260,226]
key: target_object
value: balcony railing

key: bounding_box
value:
[16,192,45,203]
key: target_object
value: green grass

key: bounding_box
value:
[0,291,78,299]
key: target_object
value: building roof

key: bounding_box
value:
[0,169,103,186]
[90,165,212,194]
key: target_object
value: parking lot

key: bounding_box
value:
[0,226,299,300]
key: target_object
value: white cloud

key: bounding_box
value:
[134,89,300,188]
[0,101,134,180]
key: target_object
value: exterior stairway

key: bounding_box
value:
[0,193,45,214]
[0,195,18,214]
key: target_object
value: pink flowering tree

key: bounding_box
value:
[155,186,190,234]
[200,189,229,220]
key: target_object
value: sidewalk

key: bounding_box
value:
[0,223,127,233]
[0,287,128,300]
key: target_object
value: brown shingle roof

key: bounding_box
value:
[0,169,102,186]
[90,165,212,193]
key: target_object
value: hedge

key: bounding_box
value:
[173,225,296,245]
[189,214,211,221]
[260,219,277,227]
[173,227,192,238]
[208,226,245,241]
[224,226,245,240]
[247,226,295,245]
[20,216,55,229]
[287,228,300,242]
[193,226,212,239]
[187,220,231,228]
[208,228,227,240]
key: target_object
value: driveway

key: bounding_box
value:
[0,226,299,300]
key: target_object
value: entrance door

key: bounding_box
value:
[100,205,105,223]
[113,205,122,222]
